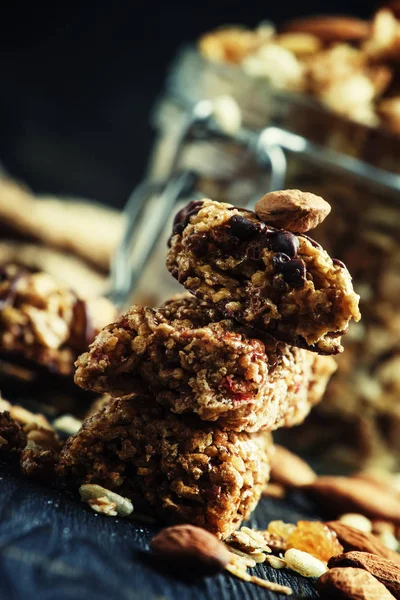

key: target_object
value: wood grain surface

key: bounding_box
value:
[0,465,322,600]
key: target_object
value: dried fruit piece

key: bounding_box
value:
[254,189,331,233]
[328,552,400,598]
[270,445,317,487]
[267,520,296,540]
[317,567,395,599]
[284,548,327,578]
[287,520,343,561]
[327,522,400,564]
[151,524,231,576]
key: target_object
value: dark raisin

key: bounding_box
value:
[266,230,299,257]
[227,215,260,241]
[333,258,346,269]
[172,200,204,229]
[188,234,208,257]
[272,253,291,267]
[274,258,306,288]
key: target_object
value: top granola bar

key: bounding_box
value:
[166,199,360,354]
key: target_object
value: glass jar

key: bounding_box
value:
[127,46,400,471]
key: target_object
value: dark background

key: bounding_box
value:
[0,1,378,208]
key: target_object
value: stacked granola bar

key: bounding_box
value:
[58,191,360,539]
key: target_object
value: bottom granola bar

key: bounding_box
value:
[57,393,272,539]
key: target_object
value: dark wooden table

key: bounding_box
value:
[0,464,322,600]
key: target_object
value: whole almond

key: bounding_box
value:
[270,445,317,488]
[329,552,400,598]
[317,567,396,599]
[301,476,400,525]
[254,189,331,233]
[151,524,231,576]
[282,15,370,42]
[326,522,400,565]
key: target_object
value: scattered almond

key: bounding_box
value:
[326,522,400,564]
[302,476,400,525]
[328,552,400,598]
[151,524,231,576]
[254,189,331,233]
[317,567,396,599]
[270,445,317,488]
[282,15,370,42]
[284,548,327,578]
[339,513,373,533]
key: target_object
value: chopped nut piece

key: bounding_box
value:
[87,497,117,516]
[53,414,83,436]
[79,484,134,517]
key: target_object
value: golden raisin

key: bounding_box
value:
[267,520,296,540]
[287,520,343,562]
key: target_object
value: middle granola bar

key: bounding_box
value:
[75,295,336,432]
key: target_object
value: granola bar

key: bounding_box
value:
[166,199,360,354]
[0,399,62,481]
[75,295,334,432]
[0,265,116,376]
[57,393,272,539]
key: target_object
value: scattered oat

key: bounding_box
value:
[226,557,293,595]
[264,555,287,569]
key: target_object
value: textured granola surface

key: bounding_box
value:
[57,393,272,539]
[0,264,116,376]
[166,199,360,354]
[0,411,27,459]
[75,295,329,432]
